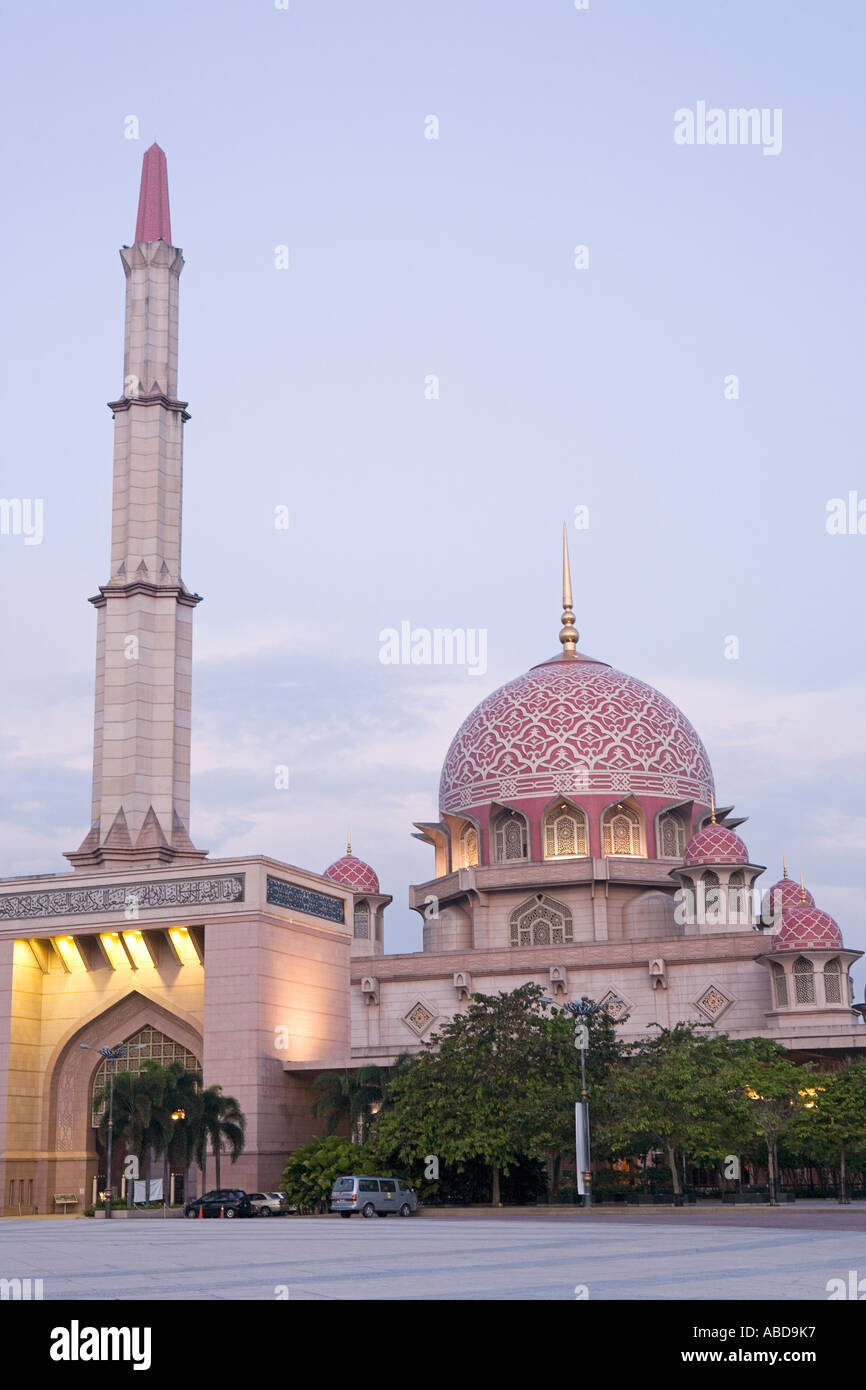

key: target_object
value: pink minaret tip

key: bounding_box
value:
[135,143,172,244]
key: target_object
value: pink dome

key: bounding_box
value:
[773,903,843,951]
[683,823,749,866]
[323,854,380,895]
[765,877,815,915]
[439,656,714,813]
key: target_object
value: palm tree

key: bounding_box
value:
[195,1086,245,1190]
[311,1061,407,1143]
[93,1064,163,1200]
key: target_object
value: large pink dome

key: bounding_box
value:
[323,854,380,895]
[683,824,750,866]
[773,903,843,951]
[439,655,714,813]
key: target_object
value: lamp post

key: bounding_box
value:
[563,998,602,1209]
[80,1042,146,1218]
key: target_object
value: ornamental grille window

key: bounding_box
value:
[460,825,479,868]
[509,894,573,948]
[602,804,641,856]
[353,902,370,938]
[772,962,788,1007]
[793,956,815,1004]
[494,812,528,862]
[544,807,588,859]
[823,958,842,1003]
[658,813,685,858]
[90,1026,200,1127]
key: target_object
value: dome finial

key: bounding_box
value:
[800,869,806,904]
[558,524,579,657]
[347,827,351,857]
[710,790,716,825]
[782,855,788,879]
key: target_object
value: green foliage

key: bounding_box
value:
[92,1061,246,1192]
[311,1060,409,1143]
[279,1136,378,1212]
[370,983,605,1203]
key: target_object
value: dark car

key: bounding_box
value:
[184,1189,251,1219]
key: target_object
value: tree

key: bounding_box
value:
[604,1023,751,1194]
[280,1136,369,1213]
[372,984,572,1205]
[195,1085,245,1190]
[791,1062,866,1204]
[726,1038,803,1205]
[311,1064,394,1144]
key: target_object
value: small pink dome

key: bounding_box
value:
[773,903,843,951]
[324,854,380,895]
[683,823,749,866]
[765,878,815,915]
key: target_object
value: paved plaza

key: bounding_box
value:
[2,1208,864,1300]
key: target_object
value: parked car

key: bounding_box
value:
[330,1175,418,1218]
[184,1189,252,1219]
[248,1192,287,1216]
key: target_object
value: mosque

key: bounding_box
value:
[0,147,862,1215]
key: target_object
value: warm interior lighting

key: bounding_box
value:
[54,936,83,971]
[121,931,152,968]
[100,932,129,969]
[168,926,199,966]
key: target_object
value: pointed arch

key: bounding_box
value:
[793,956,815,1004]
[602,799,644,857]
[657,809,687,859]
[543,799,589,860]
[491,807,529,863]
[353,899,371,939]
[823,957,842,1004]
[509,893,573,948]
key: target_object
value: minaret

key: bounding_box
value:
[66,144,206,870]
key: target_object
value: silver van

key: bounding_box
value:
[331,1175,418,1218]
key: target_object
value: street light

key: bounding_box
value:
[80,1041,146,1218]
[562,998,602,1209]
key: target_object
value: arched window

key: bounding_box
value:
[459,823,479,869]
[602,803,642,857]
[493,810,528,863]
[771,961,788,1008]
[823,957,842,1004]
[699,870,722,919]
[728,870,748,923]
[509,893,573,948]
[354,900,370,939]
[657,812,686,859]
[90,1025,200,1126]
[793,956,815,1004]
[544,803,588,859]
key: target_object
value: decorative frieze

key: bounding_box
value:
[0,874,244,923]
[266,877,345,924]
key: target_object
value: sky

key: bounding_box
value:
[0,0,864,982]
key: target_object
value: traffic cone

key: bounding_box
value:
[198,1203,203,1219]
[220,1205,225,1218]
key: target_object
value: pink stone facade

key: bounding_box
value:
[1,144,864,1221]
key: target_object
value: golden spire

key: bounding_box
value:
[558,524,579,657]
[800,870,806,904]
[710,791,716,825]
[782,855,788,879]
[347,828,352,857]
